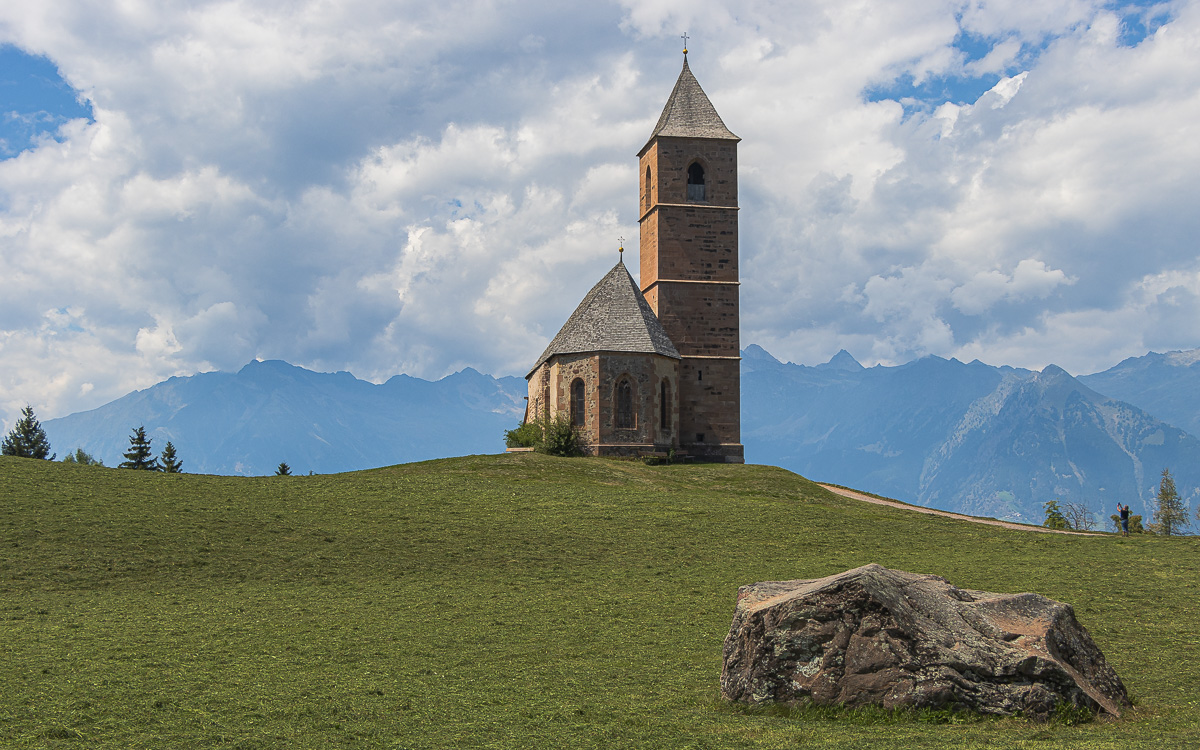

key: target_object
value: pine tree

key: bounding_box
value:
[1152,468,1189,536]
[1,405,55,460]
[275,462,292,476]
[159,441,183,473]
[119,426,159,470]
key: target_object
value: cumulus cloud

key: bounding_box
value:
[3,0,1200,429]
[951,259,1073,314]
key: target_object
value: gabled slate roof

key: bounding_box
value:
[528,260,680,377]
[642,58,738,150]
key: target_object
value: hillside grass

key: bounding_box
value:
[1,453,1197,749]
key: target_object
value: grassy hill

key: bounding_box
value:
[2,454,1197,749]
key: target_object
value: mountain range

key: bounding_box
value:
[41,347,1200,526]
[43,360,526,476]
[742,346,1200,524]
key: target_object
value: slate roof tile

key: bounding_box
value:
[528,260,680,377]
[643,59,738,148]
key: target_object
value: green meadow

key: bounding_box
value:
[2,453,1198,749]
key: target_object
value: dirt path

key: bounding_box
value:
[817,484,1104,536]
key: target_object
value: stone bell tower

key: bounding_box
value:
[638,55,743,463]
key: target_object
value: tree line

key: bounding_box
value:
[1042,468,1193,536]
[2,405,183,472]
[4,404,298,476]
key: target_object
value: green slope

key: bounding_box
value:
[1,454,1197,749]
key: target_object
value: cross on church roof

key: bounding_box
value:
[681,32,689,57]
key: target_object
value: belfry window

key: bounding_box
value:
[645,166,652,210]
[616,379,634,429]
[570,378,585,427]
[687,162,706,202]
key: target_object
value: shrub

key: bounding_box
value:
[1110,513,1144,534]
[504,415,582,457]
[504,421,543,449]
[1043,500,1069,530]
[537,415,582,457]
[62,448,103,466]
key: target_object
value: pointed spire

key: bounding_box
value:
[643,57,739,150]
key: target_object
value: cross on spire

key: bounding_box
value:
[618,236,626,258]
[681,32,689,58]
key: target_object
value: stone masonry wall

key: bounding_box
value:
[596,353,679,453]
[638,133,743,462]
[527,353,680,457]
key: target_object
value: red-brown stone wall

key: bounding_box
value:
[653,282,739,357]
[640,137,738,207]
[678,358,742,461]
[644,207,738,284]
[639,209,660,289]
[638,132,743,463]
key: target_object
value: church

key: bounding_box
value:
[524,54,744,463]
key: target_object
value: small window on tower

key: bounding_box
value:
[687,162,706,202]
[645,165,652,210]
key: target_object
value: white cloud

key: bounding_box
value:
[951,258,1073,314]
[3,0,1200,429]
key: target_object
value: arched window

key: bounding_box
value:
[644,165,652,210]
[616,379,634,429]
[687,162,706,201]
[570,378,585,427]
[660,379,671,433]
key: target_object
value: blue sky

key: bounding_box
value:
[0,46,93,158]
[2,0,1200,428]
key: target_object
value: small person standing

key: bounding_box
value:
[1118,503,1131,536]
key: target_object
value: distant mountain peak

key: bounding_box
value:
[1165,348,1200,367]
[817,349,864,371]
[743,344,781,362]
[741,344,785,373]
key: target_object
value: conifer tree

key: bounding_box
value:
[159,441,183,473]
[1152,468,1189,536]
[1,406,55,460]
[119,426,159,470]
[275,462,292,476]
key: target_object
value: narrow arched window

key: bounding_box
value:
[570,378,585,427]
[687,162,706,201]
[660,379,671,433]
[616,379,634,429]
[644,165,652,210]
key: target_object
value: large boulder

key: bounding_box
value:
[721,564,1129,718]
